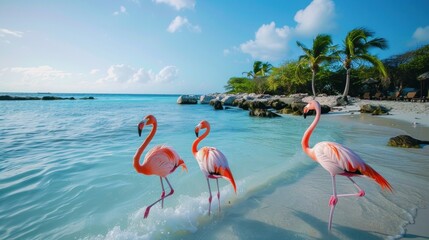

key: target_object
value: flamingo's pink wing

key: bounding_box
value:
[196,147,237,192]
[143,145,186,177]
[314,141,392,191]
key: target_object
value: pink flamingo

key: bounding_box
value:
[133,115,187,218]
[302,100,392,230]
[192,120,237,215]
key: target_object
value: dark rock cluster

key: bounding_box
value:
[0,95,95,101]
[388,135,429,148]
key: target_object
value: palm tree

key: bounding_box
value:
[340,27,388,100]
[243,61,273,78]
[259,61,273,77]
[296,34,337,97]
[242,61,273,94]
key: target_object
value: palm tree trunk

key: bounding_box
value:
[311,70,316,97]
[342,68,351,99]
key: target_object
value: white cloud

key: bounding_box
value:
[99,64,178,84]
[90,69,100,75]
[412,26,429,43]
[8,65,71,80]
[237,0,336,61]
[154,0,195,10]
[0,28,24,38]
[155,66,179,83]
[113,6,127,15]
[167,16,201,33]
[294,0,336,36]
[240,22,291,61]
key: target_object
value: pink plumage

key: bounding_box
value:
[192,120,237,215]
[302,100,392,230]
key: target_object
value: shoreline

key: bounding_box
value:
[297,99,429,239]
[196,93,429,239]
[200,94,429,239]
[334,101,429,239]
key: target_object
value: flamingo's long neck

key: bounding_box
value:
[301,104,320,161]
[192,125,210,156]
[133,121,157,174]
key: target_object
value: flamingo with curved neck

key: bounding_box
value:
[302,100,392,230]
[192,120,237,215]
[133,114,187,218]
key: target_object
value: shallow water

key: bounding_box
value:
[1,94,428,239]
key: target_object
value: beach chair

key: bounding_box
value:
[362,92,370,100]
[372,92,383,100]
[404,91,417,101]
[387,91,400,101]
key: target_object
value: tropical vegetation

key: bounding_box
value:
[339,27,388,100]
[296,34,337,97]
[225,27,429,100]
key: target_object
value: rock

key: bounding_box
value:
[270,99,286,110]
[321,105,331,114]
[232,98,245,107]
[221,95,236,106]
[277,108,294,114]
[250,100,268,110]
[212,100,224,110]
[249,108,281,118]
[200,95,215,104]
[290,102,307,115]
[0,95,41,100]
[388,135,429,148]
[360,104,391,115]
[80,96,95,100]
[42,96,73,100]
[336,96,348,106]
[278,97,295,106]
[177,95,198,104]
[239,100,251,110]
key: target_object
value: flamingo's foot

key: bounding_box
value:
[329,195,338,206]
[144,207,151,219]
[358,190,365,197]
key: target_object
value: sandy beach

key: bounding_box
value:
[298,97,429,239]
[352,99,429,239]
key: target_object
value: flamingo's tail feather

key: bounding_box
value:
[219,167,237,193]
[362,164,393,192]
[178,159,188,172]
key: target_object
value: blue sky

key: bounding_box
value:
[1,0,429,94]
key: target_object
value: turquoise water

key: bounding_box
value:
[1,94,428,239]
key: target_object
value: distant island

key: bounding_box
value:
[0,95,95,101]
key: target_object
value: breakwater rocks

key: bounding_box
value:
[0,95,95,101]
[176,95,198,104]
[177,93,333,118]
[388,135,429,148]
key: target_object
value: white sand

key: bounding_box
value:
[356,100,429,240]
[309,96,429,239]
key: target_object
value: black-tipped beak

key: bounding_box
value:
[138,127,142,137]
[303,112,307,119]
[195,130,199,137]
